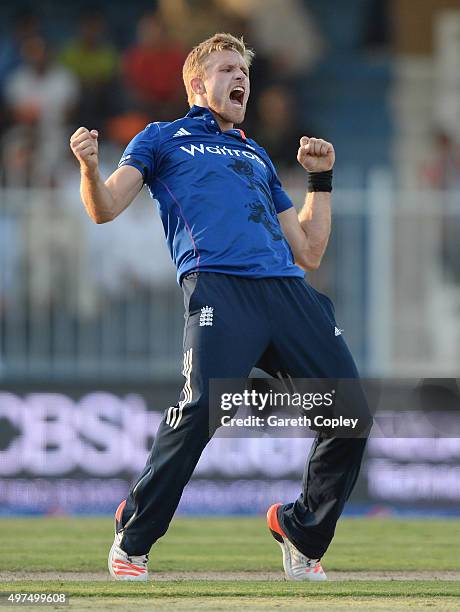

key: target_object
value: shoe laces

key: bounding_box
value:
[127,553,149,567]
[291,545,320,569]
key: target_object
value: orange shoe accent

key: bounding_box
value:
[113,564,146,575]
[112,563,146,575]
[115,499,126,524]
[112,566,145,575]
[112,570,143,577]
[113,559,146,573]
[266,503,286,538]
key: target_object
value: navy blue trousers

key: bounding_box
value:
[121,273,371,558]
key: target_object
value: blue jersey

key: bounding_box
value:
[118,105,304,284]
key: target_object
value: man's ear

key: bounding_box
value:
[191,77,206,96]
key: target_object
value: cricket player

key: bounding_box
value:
[70,33,371,582]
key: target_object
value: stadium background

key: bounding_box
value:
[0,0,460,518]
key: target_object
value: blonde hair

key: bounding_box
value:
[183,33,254,106]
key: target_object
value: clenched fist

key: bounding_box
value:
[70,127,99,172]
[297,136,335,173]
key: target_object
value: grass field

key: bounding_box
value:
[0,516,459,610]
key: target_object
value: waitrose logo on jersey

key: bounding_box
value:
[179,143,266,167]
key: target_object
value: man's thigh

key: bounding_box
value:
[180,272,272,397]
[267,279,359,378]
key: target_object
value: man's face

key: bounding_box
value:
[198,50,250,126]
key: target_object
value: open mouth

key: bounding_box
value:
[229,86,245,106]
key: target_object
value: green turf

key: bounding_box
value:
[1,516,458,572]
[0,516,458,609]
[1,580,460,597]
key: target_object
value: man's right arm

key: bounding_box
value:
[70,127,143,224]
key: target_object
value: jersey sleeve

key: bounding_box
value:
[270,169,294,213]
[257,145,294,214]
[118,123,160,183]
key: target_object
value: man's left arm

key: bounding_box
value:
[278,137,335,271]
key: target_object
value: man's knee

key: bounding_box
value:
[164,392,210,433]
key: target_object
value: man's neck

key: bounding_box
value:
[194,102,233,132]
[210,110,233,132]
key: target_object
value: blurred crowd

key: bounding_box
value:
[0,0,324,189]
[3,0,460,378]
[0,0,326,328]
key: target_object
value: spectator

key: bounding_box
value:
[60,9,119,126]
[121,12,187,120]
[422,130,460,191]
[422,130,460,283]
[253,84,306,173]
[158,0,247,48]
[0,9,39,94]
[216,0,324,76]
[3,36,79,186]
[0,8,40,135]
[88,200,176,298]
[0,124,35,187]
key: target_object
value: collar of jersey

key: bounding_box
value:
[185,105,247,141]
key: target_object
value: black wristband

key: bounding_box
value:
[307,169,333,192]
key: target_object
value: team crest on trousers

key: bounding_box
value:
[200,306,214,326]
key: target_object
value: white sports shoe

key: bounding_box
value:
[267,503,327,581]
[108,500,149,581]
